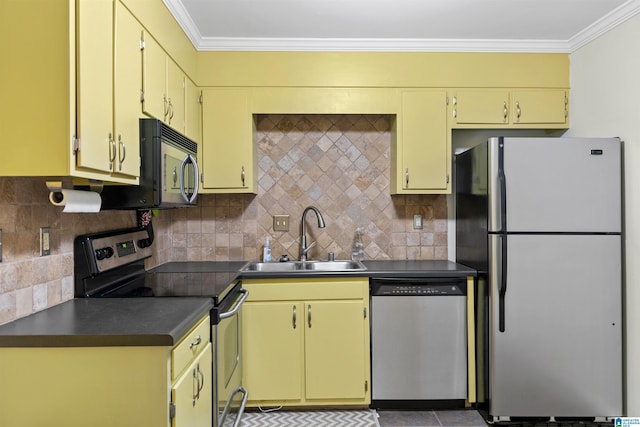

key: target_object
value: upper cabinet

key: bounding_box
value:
[392,90,450,194]
[141,33,190,135]
[185,78,202,143]
[75,0,142,180]
[200,88,257,193]
[0,0,140,183]
[450,89,569,128]
[510,90,568,125]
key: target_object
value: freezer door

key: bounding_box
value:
[488,234,622,418]
[487,137,621,233]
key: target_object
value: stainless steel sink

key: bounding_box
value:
[240,260,366,273]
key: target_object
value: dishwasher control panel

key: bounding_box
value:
[371,279,466,296]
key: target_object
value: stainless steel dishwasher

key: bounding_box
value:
[370,277,467,409]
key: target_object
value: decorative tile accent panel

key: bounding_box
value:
[165,114,448,263]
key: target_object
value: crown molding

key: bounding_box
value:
[569,0,640,52]
[164,0,639,53]
[193,37,570,53]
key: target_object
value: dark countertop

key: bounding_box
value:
[0,260,474,348]
[363,260,476,278]
[0,297,213,348]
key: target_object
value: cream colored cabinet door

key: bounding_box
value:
[185,78,202,143]
[172,342,213,427]
[242,301,303,401]
[201,88,256,193]
[142,31,167,122]
[511,90,568,125]
[394,90,450,193]
[167,58,186,132]
[451,89,510,125]
[76,0,114,174]
[112,1,142,178]
[304,300,367,400]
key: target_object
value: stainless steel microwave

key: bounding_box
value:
[101,118,199,209]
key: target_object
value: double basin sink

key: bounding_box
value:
[240,260,366,273]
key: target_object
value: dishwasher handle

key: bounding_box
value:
[219,289,248,320]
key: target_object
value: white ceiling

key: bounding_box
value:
[164,0,640,52]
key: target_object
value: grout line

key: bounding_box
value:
[433,410,444,427]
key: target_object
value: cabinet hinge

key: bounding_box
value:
[365,380,368,393]
[200,172,204,184]
[363,307,367,319]
[446,174,450,184]
[198,92,203,105]
[140,89,145,103]
[169,402,176,419]
[72,136,80,155]
[140,38,145,51]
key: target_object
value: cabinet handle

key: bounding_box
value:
[307,304,312,328]
[108,133,116,170]
[241,165,246,187]
[405,168,409,188]
[192,365,199,406]
[293,305,297,329]
[515,101,521,122]
[192,362,204,406]
[168,99,174,121]
[163,95,170,121]
[503,101,508,122]
[118,134,126,171]
[189,335,202,349]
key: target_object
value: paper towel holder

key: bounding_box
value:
[46,179,104,193]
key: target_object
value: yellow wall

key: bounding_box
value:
[197,51,569,88]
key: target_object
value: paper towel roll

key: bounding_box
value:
[49,189,102,213]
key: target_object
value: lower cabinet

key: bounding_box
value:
[241,277,370,407]
[172,342,212,427]
[0,315,212,427]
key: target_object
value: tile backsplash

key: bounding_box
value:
[0,113,447,324]
[166,114,448,262]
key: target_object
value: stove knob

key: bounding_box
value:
[95,247,114,260]
[138,238,151,248]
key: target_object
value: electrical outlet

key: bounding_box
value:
[40,227,51,256]
[273,215,290,232]
[413,214,423,230]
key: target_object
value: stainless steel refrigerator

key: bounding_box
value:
[456,137,623,422]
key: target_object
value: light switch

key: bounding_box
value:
[273,215,290,232]
[40,227,51,256]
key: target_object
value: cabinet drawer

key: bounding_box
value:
[172,315,210,380]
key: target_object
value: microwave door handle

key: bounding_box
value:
[188,154,199,203]
[180,154,199,204]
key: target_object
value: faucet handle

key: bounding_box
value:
[327,252,335,261]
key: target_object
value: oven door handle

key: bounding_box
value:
[219,386,248,427]
[219,289,249,320]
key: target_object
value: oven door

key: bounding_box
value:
[161,141,199,206]
[215,288,249,427]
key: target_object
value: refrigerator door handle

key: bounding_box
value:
[497,140,507,232]
[498,234,507,332]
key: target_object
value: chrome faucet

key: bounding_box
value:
[300,206,326,261]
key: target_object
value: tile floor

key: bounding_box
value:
[376,409,488,427]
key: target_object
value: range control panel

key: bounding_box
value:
[77,229,153,275]
[371,280,466,296]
